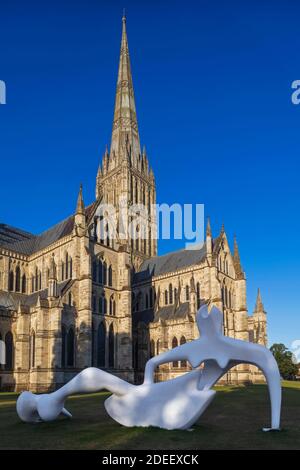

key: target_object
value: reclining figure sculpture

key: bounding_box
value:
[16,305,281,431]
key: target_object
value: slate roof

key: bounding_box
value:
[0,280,71,310]
[0,202,97,256]
[134,244,207,283]
[153,302,190,322]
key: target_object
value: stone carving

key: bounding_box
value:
[16,305,281,431]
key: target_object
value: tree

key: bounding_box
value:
[270,343,298,380]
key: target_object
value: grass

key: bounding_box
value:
[0,381,299,450]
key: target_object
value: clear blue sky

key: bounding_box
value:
[0,0,299,348]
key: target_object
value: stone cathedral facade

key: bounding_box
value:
[0,17,267,392]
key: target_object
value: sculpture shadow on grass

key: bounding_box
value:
[16,305,281,431]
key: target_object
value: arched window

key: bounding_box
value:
[97,322,106,367]
[103,262,107,285]
[172,337,178,368]
[180,336,187,368]
[92,261,97,282]
[196,282,201,309]
[5,332,13,370]
[38,270,42,290]
[150,339,155,358]
[35,267,39,291]
[185,285,190,301]
[98,259,103,284]
[61,326,66,367]
[65,253,69,279]
[164,290,168,305]
[145,293,149,309]
[15,266,21,292]
[174,288,178,304]
[67,328,75,367]
[149,287,153,308]
[169,284,173,304]
[109,295,115,315]
[225,285,228,307]
[30,331,35,368]
[61,261,65,281]
[69,257,73,279]
[108,323,114,368]
[108,265,113,286]
[103,297,107,315]
[68,292,72,306]
[8,271,14,291]
[21,274,26,293]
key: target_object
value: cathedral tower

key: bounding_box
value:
[95,15,157,269]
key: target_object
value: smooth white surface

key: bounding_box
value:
[16,305,281,430]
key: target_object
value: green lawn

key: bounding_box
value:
[0,381,299,450]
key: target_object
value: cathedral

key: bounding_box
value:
[0,16,267,392]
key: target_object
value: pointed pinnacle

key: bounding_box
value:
[206,217,212,237]
[255,288,264,312]
[76,183,85,215]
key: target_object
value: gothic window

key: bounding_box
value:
[196,282,201,309]
[61,262,65,281]
[61,326,66,368]
[5,332,13,370]
[15,266,21,292]
[98,259,103,284]
[103,262,107,285]
[172,337,178,368]
[109,295,116,315]
[164,290,168,305]
[69,257,73,279]
[99,296,103,314]
[31,276,34,293]
[180,336,187,368]
[108,323,114,368]
[92,261,97,282]
[39,271,42,290]
[97,322,106,368]
[108,265,113,286]
[169,284,173,304]
[174,288,178,304]
[106,224,110,247]
[68,292,72,307]
[67,328,75,367]
[8,271,14,291]
[148,229,151,256]
[103,297,107,315]
[30,331,35,368]
[35,267,39,291]
[145,293,149,309]
[135,181,138,203]
[65,253,69,279]
[149,288,153,308]
[142,188,146,206]
[150,339,155,358]
[21,274,26,294]
[185,285,190,301]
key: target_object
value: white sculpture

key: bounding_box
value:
[16,305,281,431]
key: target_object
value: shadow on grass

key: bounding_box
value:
[0,383,299,450]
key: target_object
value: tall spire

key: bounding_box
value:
[110,14,141,163]
[254,288,264,312]
[206,217,212,238]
